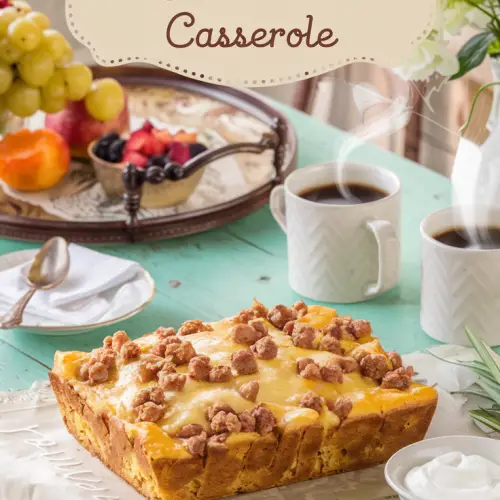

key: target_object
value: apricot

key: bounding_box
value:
[0,128,70,191]
[173,130,197,144]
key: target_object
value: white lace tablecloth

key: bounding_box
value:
[0,346,490,500]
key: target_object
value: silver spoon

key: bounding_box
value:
[0,237,70,329]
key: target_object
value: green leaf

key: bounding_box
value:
[450,32,496,81]
[480,406,500,415]
[465,327,500,384]
[480,341,500,368]
[470,409,500,433]
[424,349,496,382]
[476,377,500,405]
[488,40,500,57]
[453,389,495,401]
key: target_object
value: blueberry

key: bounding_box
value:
[146,155,165,168]
[164,162,184,181]
[108,139,126,163]
[146,165,165,184]
[94,132,122,161]
[100,131,120,144]
[93,142,111,161]
[188,142,208,158]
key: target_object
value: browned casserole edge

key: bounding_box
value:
[49,371,437,500]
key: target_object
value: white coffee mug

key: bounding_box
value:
[270,162,401,303]
[421,206,500,346]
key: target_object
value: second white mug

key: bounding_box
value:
[421,206,500,346]
[270,162,401,303]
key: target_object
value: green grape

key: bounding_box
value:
[26,11,50,30]
[0,38,23,64]
[12,1,32,15]
[41,69,65,101]
[85,78,124,121]
[40,29,66,60]
[41,95,65,114]
[54,45,73,69]
[5,79,40,117]
[0,62,14,94]
[0,8,19,38]
[0,94,6,113]
[62,62,92,101]
[18,48,54,86]
[8,17,41,51]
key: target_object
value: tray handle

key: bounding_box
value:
[122,116,287,242]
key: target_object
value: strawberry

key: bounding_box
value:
[123,129,164,157]
[124,130,150,155]
[141,120,155,133]
[173,130,197,144]
[152,129,173,148]
[168,141,191,165]
[142,135,164,156]
[123,151,148,168]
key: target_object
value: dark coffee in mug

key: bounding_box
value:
[434,227,500,250]
[298,182,388,205]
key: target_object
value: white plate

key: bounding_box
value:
[0,249,155,335]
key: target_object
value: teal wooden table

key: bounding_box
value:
[0,103,451,392]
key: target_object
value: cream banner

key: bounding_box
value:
[66,0,436,87]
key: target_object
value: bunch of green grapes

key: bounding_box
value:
[0,0,124,119]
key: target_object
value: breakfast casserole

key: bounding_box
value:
[50,300,438,499]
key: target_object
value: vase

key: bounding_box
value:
[488,56,500,132]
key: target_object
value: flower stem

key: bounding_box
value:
[465,0,496,20]
[459,81,500,134]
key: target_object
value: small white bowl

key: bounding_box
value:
[384,435,500,500]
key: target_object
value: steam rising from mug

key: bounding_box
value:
[332,80,412,202]
[452,122,500,249]
[329,74,500,249]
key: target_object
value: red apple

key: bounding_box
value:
[44,95,130,158]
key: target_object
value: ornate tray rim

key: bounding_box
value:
[0,67,297,244]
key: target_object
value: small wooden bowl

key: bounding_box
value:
[88,141,207,209]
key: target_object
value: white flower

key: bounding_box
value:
[466,8,490,30]
[394,36,459,81]
[444,1,490,34]
[444,4,474,35]
[394,0,491,81]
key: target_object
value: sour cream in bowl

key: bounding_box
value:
[384,436,500,500]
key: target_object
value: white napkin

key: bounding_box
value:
[0,244,144,326]
[404,346,490,439]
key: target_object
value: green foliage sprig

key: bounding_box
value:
[426,327,500,432]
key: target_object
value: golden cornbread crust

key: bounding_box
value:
[49,303,437,500]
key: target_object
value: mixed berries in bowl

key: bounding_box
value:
[92,120,207,169]
[88,120,211,209]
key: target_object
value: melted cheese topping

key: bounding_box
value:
[53,305,437,459]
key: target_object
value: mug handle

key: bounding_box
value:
[364,219,399,298]
[270,185,287,233]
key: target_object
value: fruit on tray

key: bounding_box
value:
[61,62,92,101]
[92,120,208,172]
[85,78,125,122]
[45,98,130,158]
[0,1,127,123]
[0,128,70,191]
